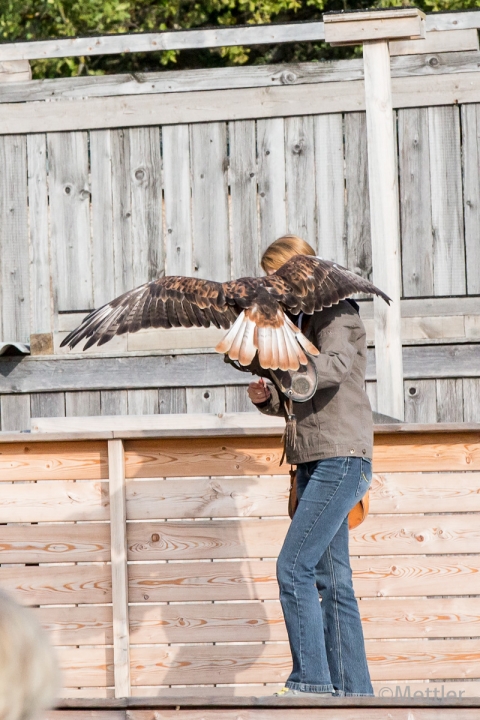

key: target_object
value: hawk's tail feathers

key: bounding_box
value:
[215,310,319,371]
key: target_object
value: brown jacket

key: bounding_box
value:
[256,300,373,464]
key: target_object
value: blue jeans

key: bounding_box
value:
[276,456,374,696]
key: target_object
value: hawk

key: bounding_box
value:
[61,255,390,371]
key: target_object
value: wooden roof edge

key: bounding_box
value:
[0,415,479,443]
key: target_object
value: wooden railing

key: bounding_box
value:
[1,415,480,698]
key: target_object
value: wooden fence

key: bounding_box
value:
[1,416,480,699]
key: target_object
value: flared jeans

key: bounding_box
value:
[276,455,374,696]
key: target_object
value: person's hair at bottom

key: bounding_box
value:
[0,588,59,720]
[260,234,316,274]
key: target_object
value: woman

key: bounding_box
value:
[248,235,374,698]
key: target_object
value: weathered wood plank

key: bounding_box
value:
[225,386,252,413]
[90,130,116,307]
[30,392,65,419]
[314,113,346,264]
[158,388,187,414]
[464,379,480,423]
[285,116,316,249]
[185,387,226,414]
[229,120,259,277]
[35,605,113,646]
[190,123,230,281]
[436,379,464,423]
[111,129,133,296]
[124,437,284,478]
[404,380,437,423]
[130,638,480,685]
[1,344,478,395]
[428,105,466,295]
[65,391,102,417]
[0,522,110,563]
[398,108,433,296]
[101,391,128,416]
[127,390,159,415]
[257,118,287,257]
[47,131,93,311]
[163,125,193,276]
[108,439,131,697]
[462,103,480,295]
[0,441,109,481]
[129,126,162,286]
[5,73,480,134]
[344,112,371,279]
[27,133,51,335]
[0,394,31,431]
[128,555,480,602]
[0,479,109,522]
[0,565,111,604]
[115,708,480,719]
[0,135,29,342]
[390,28,479,56]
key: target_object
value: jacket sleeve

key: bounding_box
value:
[310,310,358,389]
[252,383,284,417]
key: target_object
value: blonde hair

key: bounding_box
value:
[0,589,59,720]
[261,234,316,274]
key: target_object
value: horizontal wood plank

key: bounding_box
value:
[0,480,109,522]
[35,605,113,645]
[373,432,480,472]
[0,565,111,605]
[116,709,480,719]
[129,638,480,685]
[128,555,480,602]
[128,597,480,643]
[0,441,109,480]
[0,522,110,563]
[124,438,284,478]
[370,472,480,513]
[55,646,114,687]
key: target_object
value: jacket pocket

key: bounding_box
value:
[355,458,373,497]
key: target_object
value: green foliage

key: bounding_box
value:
[0,0,478,78]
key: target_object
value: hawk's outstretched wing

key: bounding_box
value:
[61,255,391,371]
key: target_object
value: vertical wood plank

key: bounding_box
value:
[285,116,316,250]
[163,124,193,276]
[398,108,434,297]
[90,129,116,307]
[436,378,464,423]
[257,118,287,258]
[101,391,128,416]
[47,131,93,311]
[186,387,226,414]
[363,42,403,421]
[127,390,159,415]
[190,122,230,281]
[129,126,163,286]
[344,112,371,279]
[404,380,437,424]
[27,133,52,334]
[229,120,259,278]
[65,391,101,417]
[462,103,480,295]
[158,388,187,414]
[107,439,131,698]
[428,105,466,295]
[30,392,65,419]
[225,386,251,413]
[111,129,133,295]
[0,135,30,342]
[0,395,31,431]
[314,114,346,265]
[463,378,480,422]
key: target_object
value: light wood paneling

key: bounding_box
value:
[285,116,316,250]
[0,441,109,480]
[0,565,112,605]
[0,522,110,563]
[229,120,259,278]
[257,118,287,256]
[0,394,31,431]
[345,112,371,279]
[163,124,193,276]
[55,647,114,687]
[0,479,109,522]
[462,103,480,295]
[35,605,113,646]
[90,129,116,307]
[124,437,285,478]
[373,432,480,471]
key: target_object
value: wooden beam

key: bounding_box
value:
[0,22,325,63]
[324,8,425,46]
[0,60,31,82]
[390,28,479,56]
[108,439,131,698]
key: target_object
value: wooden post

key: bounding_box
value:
[108,438,131,697]
[324,9,425,421]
